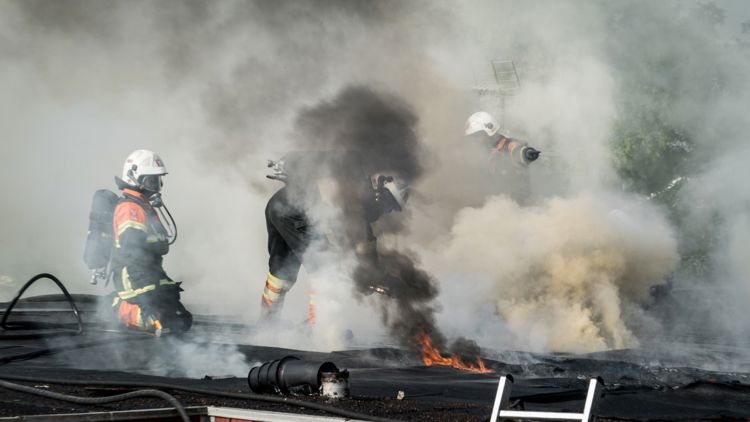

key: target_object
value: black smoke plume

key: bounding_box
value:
[374,248,445,350]
[287,86,447,352]
[293,85,423,183]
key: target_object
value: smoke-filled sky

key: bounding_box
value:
[2,0,750,363]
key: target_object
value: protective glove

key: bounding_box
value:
[365,284,392,296]
[364,273,403,297]
[524,147,541,162]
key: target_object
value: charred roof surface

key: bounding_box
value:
[1,295,749,421]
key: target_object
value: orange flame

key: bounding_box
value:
[417,332,494,373]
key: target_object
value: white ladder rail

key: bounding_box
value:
[489,375,603,422]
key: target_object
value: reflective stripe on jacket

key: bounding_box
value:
[112,189,174,299]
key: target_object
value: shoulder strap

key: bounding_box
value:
[121,192,150,210]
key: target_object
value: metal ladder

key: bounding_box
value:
[471,59,521,131]
[490,375,603,422]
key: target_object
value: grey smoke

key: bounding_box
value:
[278,86,447,352]
[1,0,750,369]
[367,248,444,350]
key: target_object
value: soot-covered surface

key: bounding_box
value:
[1,295,749,421]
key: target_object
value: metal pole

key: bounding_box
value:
[489,375,512,422]
[581,377,603,422]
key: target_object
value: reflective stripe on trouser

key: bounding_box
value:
[115,300,162,332]
[308,290,316,326]
[117,267,176,300]
[261,272,293,316]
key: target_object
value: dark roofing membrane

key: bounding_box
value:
[1,295,749,421]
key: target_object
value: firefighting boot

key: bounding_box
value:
[158,303,193,335]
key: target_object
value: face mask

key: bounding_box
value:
[468,132,496,148]
[139,175,163,193]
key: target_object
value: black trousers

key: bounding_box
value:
[265,188,320,284]
[117,284,193,332]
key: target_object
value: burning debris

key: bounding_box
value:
[417,332,493,374]
[362,248,443,351]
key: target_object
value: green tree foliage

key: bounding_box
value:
[603,2,740,278]
[611,109,691,197]
[605,2,739,198]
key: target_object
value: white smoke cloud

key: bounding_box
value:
[146,337,255,379]
[425,194,678,353]
[673,148,750,345]
[2,0,750,363]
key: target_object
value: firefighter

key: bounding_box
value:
[260,151,407,320]
[464,111,540,204]
[111,149,191,335]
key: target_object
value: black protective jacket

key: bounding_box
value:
[111,188,174,301]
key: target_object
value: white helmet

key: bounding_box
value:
[383,179,408,211]
[121,149,167,191]
[372,174,409,213]
[464,111,500,137]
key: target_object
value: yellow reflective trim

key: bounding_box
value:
[267,272,292,290]
[117,220,147,236]
[117,284,157,300]
[122,268,133,291]
[117,276,175,300]
[263,288,282,303]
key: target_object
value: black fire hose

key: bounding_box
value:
[0,379,189,422]
[1,273,83,334]
[0,374,405,422]
[160,203,178,245]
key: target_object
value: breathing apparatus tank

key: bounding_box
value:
[83,189,120,284]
